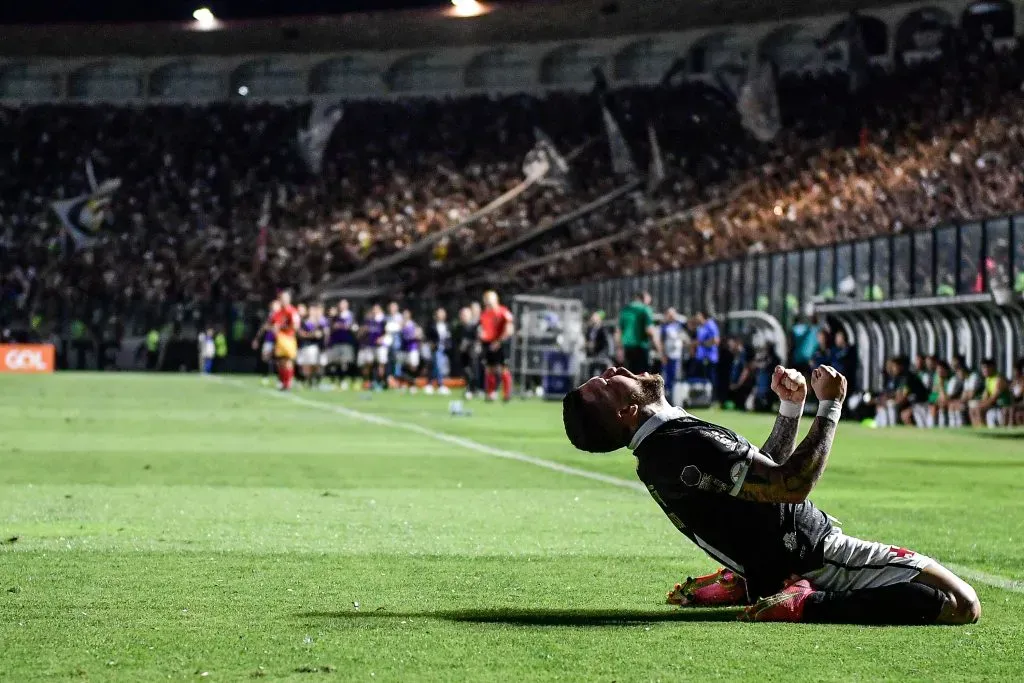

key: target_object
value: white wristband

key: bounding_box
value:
[817,399,843,423]
[779,400,803,419]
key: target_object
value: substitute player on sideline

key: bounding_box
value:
[252,299,282,385]
[562,365,981,625]
[270,291,300,391]
[479,291,514,402]
[325,299,358,390]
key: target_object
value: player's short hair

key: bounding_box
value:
[562,388,630,453]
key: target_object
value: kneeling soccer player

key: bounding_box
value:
[562,365,980,625]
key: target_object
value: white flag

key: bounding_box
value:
[297,99,344,175]
[646,122,666,195]
[738,59,781,143]
[521,144,551,180]
[601,106,637,177]
[85,157,99,192]
[525,128,570,189]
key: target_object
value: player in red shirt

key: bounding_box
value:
[479,290,515,402]
[269,290,301,390]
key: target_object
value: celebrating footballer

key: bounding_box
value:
[562,364,981,625]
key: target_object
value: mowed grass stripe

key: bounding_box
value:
[214,376,1024,594]
[209,376,648,493]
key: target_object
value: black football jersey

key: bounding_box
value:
[633,409,832,598]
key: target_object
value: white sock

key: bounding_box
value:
[926,411,935,428]
[887,404,897,426]
[876,408,888,427]
[938,410,947,428]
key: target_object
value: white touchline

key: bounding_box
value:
[209,376,647,494]
[945,565,1024,594]
[211,376,1024,595]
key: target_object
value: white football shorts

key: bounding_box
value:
[326,344,356,367]
[802,529,934,592]
[398,350,420,370]
[297,345,321,367]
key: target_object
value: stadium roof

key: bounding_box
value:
[0,0,907,57]
[1,0,447,24]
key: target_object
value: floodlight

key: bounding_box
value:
[192,7,218,30]
[450,0,488,18]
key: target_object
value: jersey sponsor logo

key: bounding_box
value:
[646,484,668,508]
[0,344,55,374]
[680,465,730,494]
[696,427,739,451]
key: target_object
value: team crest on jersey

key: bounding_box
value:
[681,465,702,487]
[729,460,746,484]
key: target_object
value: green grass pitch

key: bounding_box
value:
[2,374,1024,681]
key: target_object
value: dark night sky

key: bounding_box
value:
[0,0,469,24]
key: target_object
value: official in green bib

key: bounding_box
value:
[616,292,661,374]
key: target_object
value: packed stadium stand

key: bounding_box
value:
[2,0,1024,426]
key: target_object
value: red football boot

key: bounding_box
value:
[739,579,814,622]
[666,568,749,607]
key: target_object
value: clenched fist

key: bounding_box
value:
[771,366,807,404]
[811,365,847,402]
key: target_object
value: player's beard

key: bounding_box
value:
[632,374,665,406]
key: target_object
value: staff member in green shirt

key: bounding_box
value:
[616,292,662,374]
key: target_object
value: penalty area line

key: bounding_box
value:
[210,376,1024,595]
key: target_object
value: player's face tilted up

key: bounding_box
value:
[562,366,981,625]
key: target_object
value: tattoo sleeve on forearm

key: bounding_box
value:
[781,416,836,494]
[761,415,800,465]
[738,417,837,503]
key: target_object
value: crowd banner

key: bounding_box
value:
[601,105,637,177]
[297,99,344,175]
[50,177,121,250]
[0,344,55,374]
[647,123,666,195]
[738,59,782,143]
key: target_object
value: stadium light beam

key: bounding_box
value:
[448,0,490,18]
[192,7,220,30]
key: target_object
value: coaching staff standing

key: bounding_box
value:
[616,292,661,374]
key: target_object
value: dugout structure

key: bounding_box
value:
[510,295,585,400]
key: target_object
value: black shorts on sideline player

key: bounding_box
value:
[484,342,507,367]
[623,346,650,374]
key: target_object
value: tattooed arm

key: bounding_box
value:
[735,366,847,504]
[736,417,838,504]
[761,414,801,465]
[760,366,806,464]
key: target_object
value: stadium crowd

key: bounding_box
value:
[510,43,1024,288]
[2,23,1024,390]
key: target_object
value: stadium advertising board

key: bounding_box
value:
[0,344,55,374]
